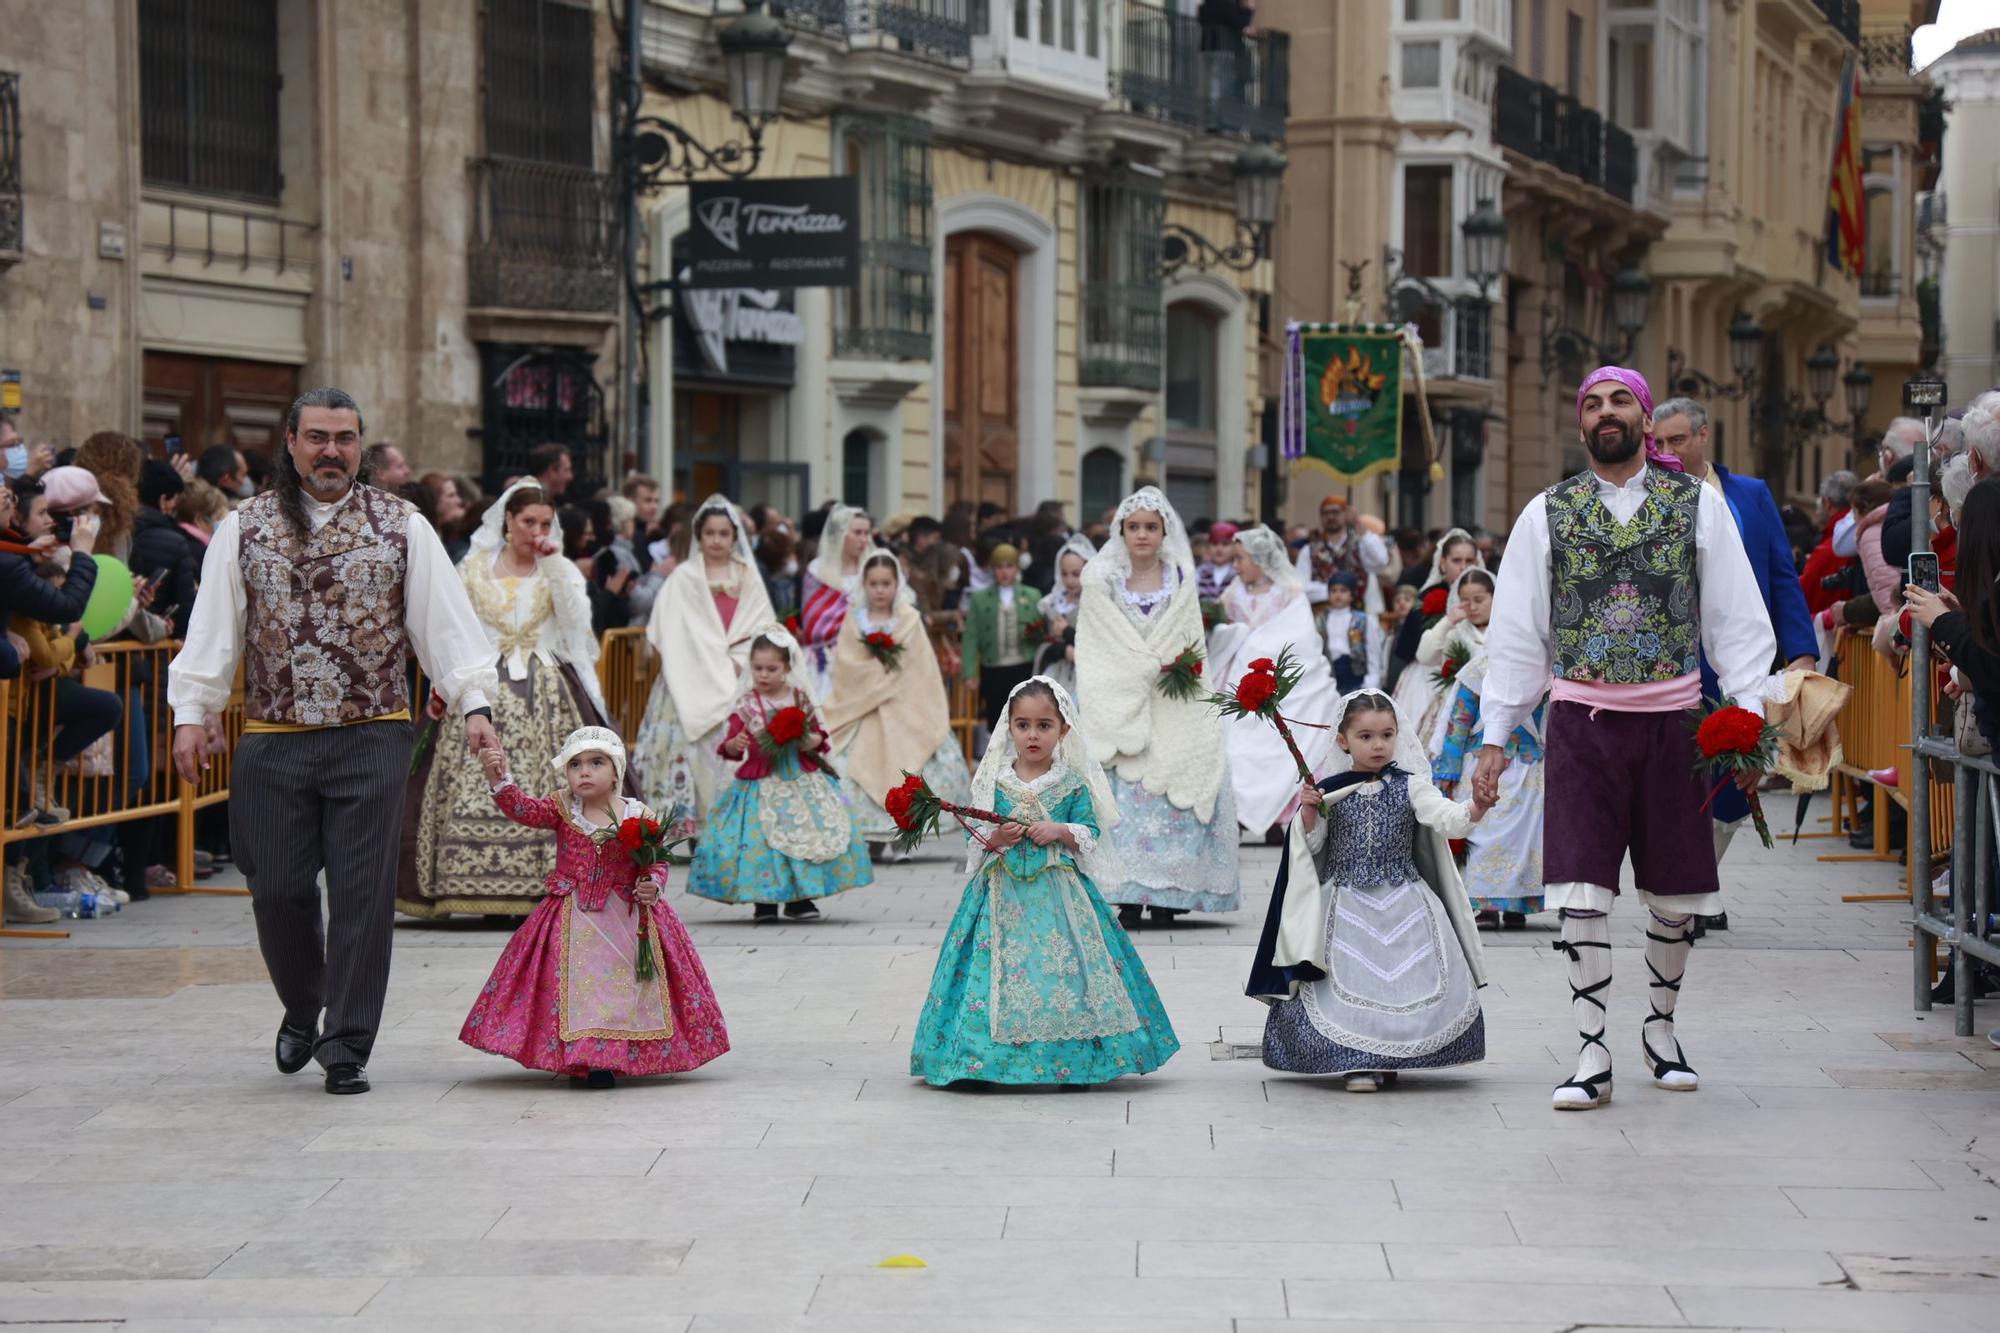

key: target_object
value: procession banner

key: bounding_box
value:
[1280,323,1409,484]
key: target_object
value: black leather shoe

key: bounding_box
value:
[1117,904,1143,930]
[275,1022,316,1075]
[324,1063,370,1095]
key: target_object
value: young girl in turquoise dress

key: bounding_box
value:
[911,676,1181,1087]
[1433,649,1548,929]
[687,627,873,922]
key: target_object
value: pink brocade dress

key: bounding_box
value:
[459,784,731,1077]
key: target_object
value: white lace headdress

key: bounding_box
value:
[468,479,566,560]
[846,545,917,614]
[812,503,868,589]
[1322,688,1432,783]
[690,493,757,568]
[1421,527,1485,589]
[1082,486,1194,590]
[744,622,820,704]
[552,724,627,789]
[1233,524,1301,588]
[966,675,1123,876]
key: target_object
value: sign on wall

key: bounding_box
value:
[684,177,861,290]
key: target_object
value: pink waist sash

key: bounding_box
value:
[1549,671,1700,714]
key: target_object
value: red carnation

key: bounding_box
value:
[1695,705,1765,760]
[617,817,645,850]
[1248,657,1275,672]
[1421,587,1448,617]
[767,706,808,747]
[1235,672,1278,713]
[1193,661,1203,677]
[784,614,802,635]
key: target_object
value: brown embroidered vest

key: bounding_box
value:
[238,486,413,726]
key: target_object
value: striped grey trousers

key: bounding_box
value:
[230,720,412,1069]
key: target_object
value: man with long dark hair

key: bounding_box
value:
[168,388,500,1096]
[1473,367,1777,1112]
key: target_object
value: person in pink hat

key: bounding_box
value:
[1196,520,1239,602]
[39,466,111,515]
[1472,366,1777,1112]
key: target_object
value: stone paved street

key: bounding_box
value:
[2,825,1997,1331]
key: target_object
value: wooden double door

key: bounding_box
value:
[141,352,298,459]
[943,232,1019,513]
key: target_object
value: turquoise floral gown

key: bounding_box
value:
[911,763,1181,1086]
[688,688,874,905]
[1434,681,1547,916]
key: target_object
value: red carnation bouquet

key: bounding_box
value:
[616,815,691,981]
[883,772,1030,854]
[1206,647,1314,782]
[782,612,803,636]
[1420,585,1449,620]
[1690,697,1778,848]
[758,704,812,762]
[1023,613,1050,644]
[862,629,905,671]
[1432,639,1472,688]
[1156,640,1207,701]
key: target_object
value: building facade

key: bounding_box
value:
[633,0,1284,527]
[0,0,628,489]
[1931,24,2000,404]
[1269,0,1893,534]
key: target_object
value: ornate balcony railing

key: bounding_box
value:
[1113,3,1287,141]
[1860,26,1914,77]
[1603,122,1637,204]
[467,156,618,313]
[1813,0,1862,46]
[1080,175,1164,390]
[1496,66,1643,205]
[1205,30,1289,143]
[1117,1,1203,127]
[1452,299,1492,381]
[0,71,20,264]
[845,0,975,63]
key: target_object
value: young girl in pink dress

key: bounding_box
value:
[461,725,730,1088]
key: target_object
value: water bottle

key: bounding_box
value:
[75,891,99,920]
[33,888,82,918]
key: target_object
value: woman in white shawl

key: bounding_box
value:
[820,549,974,857]
[1206,524,1340,835]
[1388,529,1486,767]
[397,481,615,918]
[630,495,777,833]
[1031,532,1095,700]
[1073,487,1240,927]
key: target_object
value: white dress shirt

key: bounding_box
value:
[1831,509,1859,558]
[168,489,498,727]
[1323,608,1386,690]
[1480,465,1776,749]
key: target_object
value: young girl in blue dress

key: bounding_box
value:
[911,676,1181,1087]
[687,627,873,922]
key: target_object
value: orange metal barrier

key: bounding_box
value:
[1818,637,1952,900]
[596,627,658,741]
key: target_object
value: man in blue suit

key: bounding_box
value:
[1654,399,1820,933]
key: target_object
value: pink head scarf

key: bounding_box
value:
[1576,365,1684,473]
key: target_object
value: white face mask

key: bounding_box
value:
[235,476,256,499]
[782,557,799,577]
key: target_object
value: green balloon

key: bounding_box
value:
[80,555,135,642]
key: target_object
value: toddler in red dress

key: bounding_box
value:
[460,725,729,1088]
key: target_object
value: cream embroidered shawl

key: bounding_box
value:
[1073,572,1226,820]
[818,604,952,801]
[645,555,776,741]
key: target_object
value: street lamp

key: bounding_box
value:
[1610,268,1652,341]
[719,1,789,129]
[1536,265,1650,376]
[1161,146,1288,274]
[1462,198,1508,291]
[627,0,790,186]
[1726,309,1764,381]
[1805,344,1841,405]
[1843,363,1874,420]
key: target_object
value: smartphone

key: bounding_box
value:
[163,433,183,458]
[1907,552,1941,595]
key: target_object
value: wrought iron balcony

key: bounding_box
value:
[1451,299,1492,382]
[1556,96,1601,188]
[1860,25,1913,77]
[1117,1,1203,128]
[843,0,975,63]
[0,71,20,265]
[1812,0,1861,46]
[1603,122,1637,204]
[1112,2,1287,141]
[467,156,618,314]
[1205,30,1289,143]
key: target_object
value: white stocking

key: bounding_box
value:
[1552,909,1613,1110]
[1642,908,1699,1090]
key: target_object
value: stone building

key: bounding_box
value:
[1,0,623,490]
[1267,0,1892,533]
[1931,23,2000,403]
[634,0,1286,525]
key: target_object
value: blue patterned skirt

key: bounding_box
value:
[687,774,874,904]
[1097,771,1242,913]
[911,867,1181,1086]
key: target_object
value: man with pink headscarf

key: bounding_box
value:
[1472,366,1777,1112]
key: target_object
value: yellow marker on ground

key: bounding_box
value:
[877,1255,928,1268]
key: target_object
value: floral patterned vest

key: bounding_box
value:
[1545,468,1701,686]
[238,486,413,725]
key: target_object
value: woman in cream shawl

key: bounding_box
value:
[1206,524,1339,835]
[1074,487,1240,926]
[820,551,974,858]
[631,496,776,833]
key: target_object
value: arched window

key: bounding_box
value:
[1863,186,1895,298]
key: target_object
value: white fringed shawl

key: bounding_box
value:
[1073,570,1227,821]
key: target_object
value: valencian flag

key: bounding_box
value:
[1281,322,1440,484]
[1826,54,1865,276]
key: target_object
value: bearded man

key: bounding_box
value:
[1295,495,1389,609]
[1473,367,1776,1111]
[169,388,501,1096]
